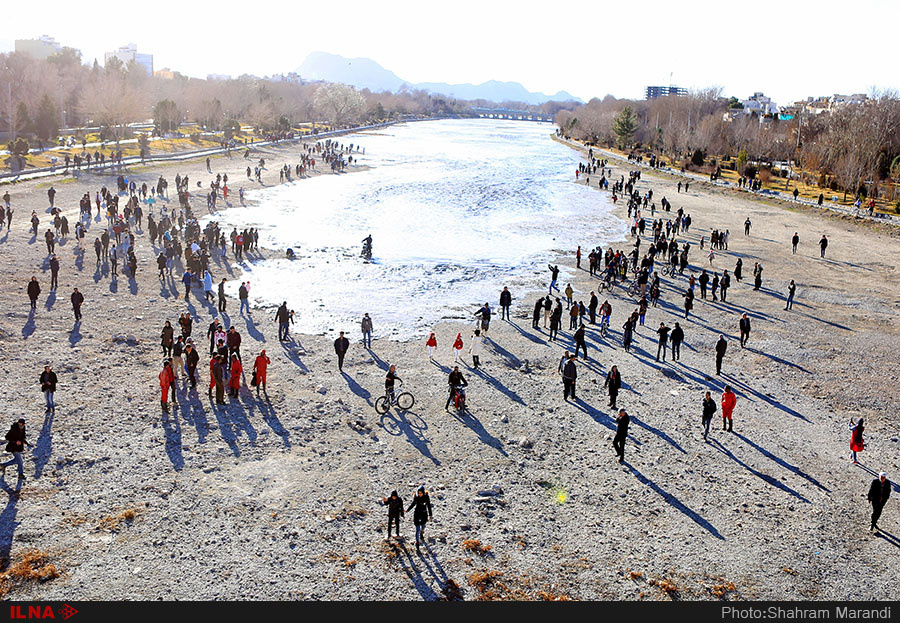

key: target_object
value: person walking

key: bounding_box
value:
[474,303,491,335]
[613,409,630,464]
[753,262,763,291]
[569,303,579,330]
[71,288,84,321]
[161,321,175,357]
[715,335,727,375]
[185,342,200,388]
[425,332,437,361]
[739,313,751,347]
[212,355,227,405]
[702,391,717,441]
[549,301,562,341]
[849,417,865,464]
[699,270,709,299]
[40,365,57,411]
[564,283,574,309]
[720,270,731,302]
[562,354,577,401]
[622,317,634,353]
[532,297,543,330]
[361,313,373,349]
[406,486,433,551]
[499,287,512,321]
[670,322,684,361]
[382,490,404,542]
[49,255,59,291]
[785,280,796,310]
[721,385,736,432]
[573,324,588,359]
[1,419,29,481]
[253,350,270,393]
[469,329,483,369]
[334,331,350,371]
[238,282,250,314]
[791,232,799,254]
[656,322,670,362]
[604,365,621,408]
[588,291,598,324]
[744,218,751,235]
[452,333,463,362]
[543,295,552,328]
[868,472,891,533]
[275,301,290,341]
[819,235,828,258]
[218,278,227,312]
[27,277,41,310]
[182,271,193,301]
[159,359,176,411]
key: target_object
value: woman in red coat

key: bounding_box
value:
[208,356,217,396]
[159,359,175,411]
[229,354,242,397]
[849,418,865,463]
[452,333,463,363]
[426,332,437,360]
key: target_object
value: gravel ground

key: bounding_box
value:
[0,131,898,601]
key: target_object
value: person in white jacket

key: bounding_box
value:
[469,329,483,369]
[203,270,214,302]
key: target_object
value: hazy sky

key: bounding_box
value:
[6,0,899,105]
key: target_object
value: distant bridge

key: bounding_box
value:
[470,107,555,123]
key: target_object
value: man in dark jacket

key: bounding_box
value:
[49,254,60,290]
[573,324,588,360]
[739,313,751,348]
[604,366,621,408]
[499,287,512,321]
[212,355,226,405]
[184,342,200,388]
[532,297,543,329]
[670,323,685,361]
[226,327,242,361]
[562,355,577,401]
[71,288,84,321]
[475,303,491,334]
[588,291,598,324]
[239,282,250,314]
[207,319,221,356]
[868,472,891,532]
[702,391,717,441]
[715,335,728,375]
[334,331,350,371]
[613,409,630,463]
[382,490,404,541]
[218,278,227,312]
[407,486,433,549]
[446,366,468,410]
[27,277,41,310]
[1,419,28,480]
[656,322,670,362]
[40,365,57,411]
[275,301,290,341]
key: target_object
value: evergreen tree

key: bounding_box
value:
[612,107,637,150]
[35,94,59,140]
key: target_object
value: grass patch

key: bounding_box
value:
[97,508,138,532]
[0,549,61,597]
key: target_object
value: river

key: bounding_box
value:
[207,118,626,340]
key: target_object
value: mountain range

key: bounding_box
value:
[296,51,581,105]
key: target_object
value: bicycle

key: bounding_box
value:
[375,381,415,414]
[659,263,673,277]
[627,279,641,299]
[599,318,609,338]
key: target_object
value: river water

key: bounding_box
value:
[208,119,626,340]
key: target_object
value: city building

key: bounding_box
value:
[14,35,62,60]
[645,85,688,99]
[154,68,176,80]
[105,44,153,75]
[740,92,778,116]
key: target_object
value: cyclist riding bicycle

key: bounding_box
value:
[385,365,400,401]
[445,366,468,410]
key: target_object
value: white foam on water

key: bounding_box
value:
[205,119,627,340]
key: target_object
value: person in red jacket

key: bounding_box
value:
[426,332,437,360]
[228,354,243,397]
[849,417,865,463]
[452,333,463,363]
[253,350,270,393]
[159,359,176,411]
[721,385,736,432]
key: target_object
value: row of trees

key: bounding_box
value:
[1,48,510,145]
[558,89,900,200]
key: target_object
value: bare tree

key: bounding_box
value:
[313,83,366,128]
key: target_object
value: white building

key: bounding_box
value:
[741,92,779,116]
[14,35,62,60]
[105,44,153,75]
